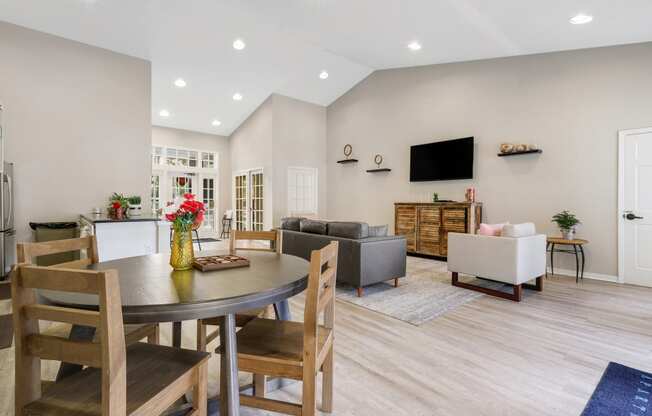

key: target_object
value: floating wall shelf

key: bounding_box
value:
[497,149,543,157]
[337,159,359,164]
[366,168,392,173]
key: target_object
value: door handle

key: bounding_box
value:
[624,213,644,220]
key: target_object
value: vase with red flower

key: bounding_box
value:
[165,193,206,271]
[108,193,129,220]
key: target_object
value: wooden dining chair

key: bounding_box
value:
[12,264,210,416]
[195,229,280,352]
[17,236,160,346]
[0,280,13,350]
[234,241,338,416]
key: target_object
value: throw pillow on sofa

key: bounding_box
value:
[300,219,329,235]
[502,222,537,238]
[478,222,509,236]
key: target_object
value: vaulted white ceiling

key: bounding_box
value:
[1,0,651,136]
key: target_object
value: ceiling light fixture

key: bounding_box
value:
[233,39,246,50]
[233,93,243,101]
[407,41,422,51]
[174,78,187,88]
[212,119,222,127]
[319,70,329,80]
[159,109,170,117]
[570,14,593,24]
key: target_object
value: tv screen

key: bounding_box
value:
[410,137,474,181]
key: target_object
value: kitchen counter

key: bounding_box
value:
[81,213,161,224]
[80,214,169,262]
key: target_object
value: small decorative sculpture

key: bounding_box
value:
[374,154,384,168]
[343,144,353,159]
[514,144,527,152]
[500,143,514,153]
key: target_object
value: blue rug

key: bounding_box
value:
[582,362,652,416]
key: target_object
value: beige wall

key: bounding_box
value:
[0,22,151,242]
[229,96,274,228]
[272,94,327,225]
[152,126,231,221]
[327,42,652,278]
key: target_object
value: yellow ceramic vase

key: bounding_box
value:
[170,228,194,271]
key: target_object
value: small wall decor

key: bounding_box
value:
[366,153,391,173]
[498,142,543,157]
[337,143,359,164]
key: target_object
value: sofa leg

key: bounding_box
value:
[394,278,399,288]
[513,284,523,302]
[452,272,524,302]
[523,276,544,292]
[356,287,364,297]
[451,272,459,285]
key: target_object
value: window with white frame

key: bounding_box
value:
[287,167,318,216]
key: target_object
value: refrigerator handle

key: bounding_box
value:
[5,173,13,230]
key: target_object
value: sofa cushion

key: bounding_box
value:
[478,222,509,236]
[280,217,303,231]
[502,222,536,238]
[327,222,369,239]
[300,219,328,235]
[368,225,388,237]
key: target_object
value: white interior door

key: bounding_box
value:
[233,169,264,231]
[619,128,652,287]
[234,172,248,231]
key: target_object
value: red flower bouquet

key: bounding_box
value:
[164,193,206,232]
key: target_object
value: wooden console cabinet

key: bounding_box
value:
[394,202,482,257]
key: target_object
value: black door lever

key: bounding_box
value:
[625,213,644,220]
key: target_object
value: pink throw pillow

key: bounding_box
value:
[478,222,508,236]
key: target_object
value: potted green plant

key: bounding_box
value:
[552,210,581,240]
[108,193,129,220]
[127,196,142,216]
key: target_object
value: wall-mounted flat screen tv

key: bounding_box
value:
[410,137,474,181]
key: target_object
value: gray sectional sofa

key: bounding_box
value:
[279,218,407,296]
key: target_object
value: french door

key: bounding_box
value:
[233,169,264,231]
[166,172,218,237]
[619,128,652,286]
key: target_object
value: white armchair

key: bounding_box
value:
[447,231,546,302]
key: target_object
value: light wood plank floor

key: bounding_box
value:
[2,255,651,415]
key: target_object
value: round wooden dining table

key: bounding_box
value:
[40,250,310,416]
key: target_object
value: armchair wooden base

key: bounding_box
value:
[451,272,543,302]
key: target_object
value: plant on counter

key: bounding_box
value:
[552,210,581,240]
[164,193,205,270]
[127,196,143,216]
[108,193,130,220]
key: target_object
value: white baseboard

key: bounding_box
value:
[549,268,619,283]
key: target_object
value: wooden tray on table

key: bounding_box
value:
[192,254,250,271]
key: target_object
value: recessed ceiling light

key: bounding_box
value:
[159,109,170,117]
[319,70,329,80]
[211,119,222,127]
[570,14,593,24]
[233,93,243,101]
[233,39,246,50]
[407,41,422,51]
[174,78,187,88]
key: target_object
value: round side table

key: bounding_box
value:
[546,237,588,283]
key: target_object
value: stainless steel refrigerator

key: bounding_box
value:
[0,105,14,278]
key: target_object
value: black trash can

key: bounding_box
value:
[28,222,80,266]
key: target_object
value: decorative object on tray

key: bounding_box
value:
[337,144,359,164]
[127,195,142,216]
[165,193,206,271]
[552,210,581,240]
[108,193,129,220]
[498,142,543,156]
[192,254,250,271]
[432,192,439,202]
[465,187,476,203]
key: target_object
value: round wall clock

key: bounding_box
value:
[374,154,383,167]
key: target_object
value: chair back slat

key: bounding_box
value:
[26,334,102,367]
[12,264,127,414]
[24,304,101,327]
[230,230,281,253]
[17,236,99,266]
[51,258,94,270]
[303,241,339,361]
[20,265,101,294]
